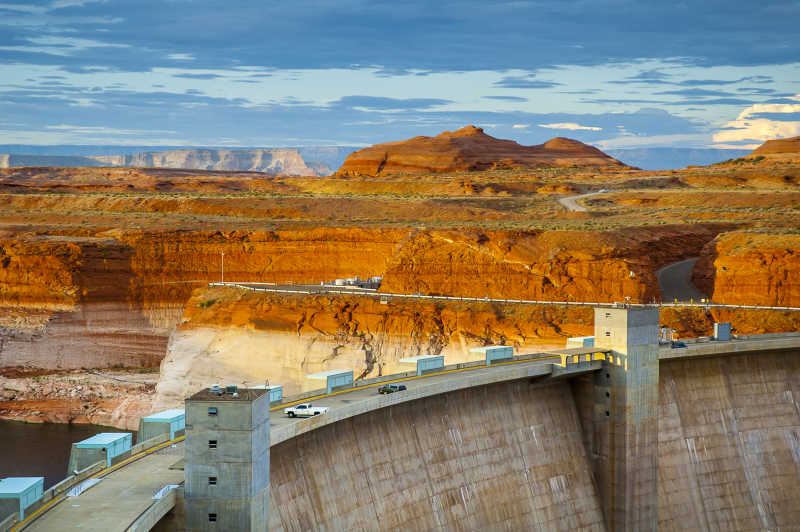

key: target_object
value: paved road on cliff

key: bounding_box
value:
[656,257,707,302]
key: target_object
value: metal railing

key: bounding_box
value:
[210,282,800,312]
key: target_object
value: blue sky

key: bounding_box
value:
[1,0,799,149]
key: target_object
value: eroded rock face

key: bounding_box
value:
[0,225,730,372]
[751,136,800,155]
[0,229,402,370]
[693,233,800,307]
[335,125,627,176]
[380,225,730,303]
[152,289,595,410]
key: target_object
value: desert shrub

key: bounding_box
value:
[198,298,219,308]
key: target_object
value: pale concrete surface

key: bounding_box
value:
[655,257,706,302]
[658,350,800,530]
[594,307,660,531]
[269,379,607,531]
[268,357,561,446]
[26,447,184,532]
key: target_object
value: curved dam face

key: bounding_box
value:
[658,350,800,530]
[268,379,606,531]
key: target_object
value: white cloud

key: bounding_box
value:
[512,124,529,129]
[166,53,195,61]
[711,143,760,150]
[712,95,800,144]
[45,124,177,135]
[538,122,602,131]
[594,133,712,150]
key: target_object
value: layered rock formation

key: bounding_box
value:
[380,225,730,303]
[90,148,320,176]
[751,136,800,155]
[0,154,105,169]
[335,126,627,176]
[693,233,800,307]
[0,229,401,370]
[0,223,741,374]
[152,281,800,413]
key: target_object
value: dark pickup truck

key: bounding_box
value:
[378,383,407,394]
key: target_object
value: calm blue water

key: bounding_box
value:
[0,419,131,488]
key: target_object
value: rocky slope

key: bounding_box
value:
[0,368,155,430]
[693,233,800,307]
[751,136,800,155]
[335,126,627,176]
[90,148,320,176]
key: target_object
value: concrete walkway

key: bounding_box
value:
[656,257,707,302]
[25,449,184,532]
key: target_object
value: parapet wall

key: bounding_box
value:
[268,378,606,531]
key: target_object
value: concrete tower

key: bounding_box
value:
[185,387,270,531]
[593,306,659,532]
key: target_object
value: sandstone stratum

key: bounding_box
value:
[334,125,627,176]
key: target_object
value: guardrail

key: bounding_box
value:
[270,351,564,410]
[130,433,170,456]
[210,282,800,312]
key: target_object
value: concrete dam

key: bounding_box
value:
[5,308,800,531]
[266,349,800,531]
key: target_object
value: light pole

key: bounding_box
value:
[221,251,225,284]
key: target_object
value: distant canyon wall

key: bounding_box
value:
[89,148,325,176]
[0,149,331,176]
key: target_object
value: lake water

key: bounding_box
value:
[0,419,132,488]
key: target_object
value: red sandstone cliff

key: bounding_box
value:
[335,126,627,176]
[693,233,800,307]
[380,225,730,303]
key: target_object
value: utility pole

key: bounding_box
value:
[221,250,225,284]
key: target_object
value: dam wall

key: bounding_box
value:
[658,349,800,530]
[265,345,800,532]
[268,378,606,531]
